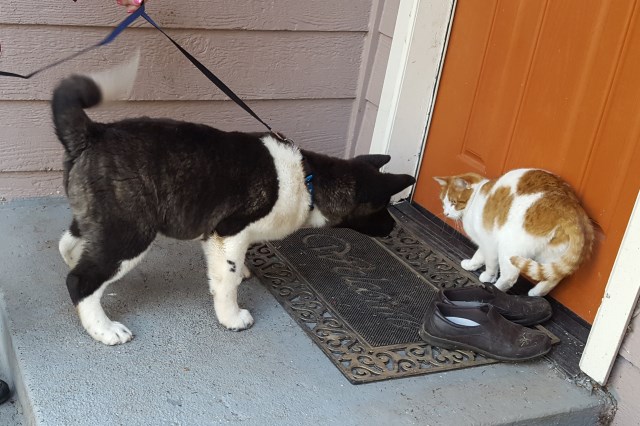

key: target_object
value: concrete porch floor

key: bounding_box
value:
[0,198,611,425]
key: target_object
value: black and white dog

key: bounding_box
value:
[52,54,415,345]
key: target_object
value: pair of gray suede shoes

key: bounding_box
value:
[419,285,553,362]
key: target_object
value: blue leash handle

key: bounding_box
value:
[0,6,146,79]
[98,5,147,46]
[0,4,276,134]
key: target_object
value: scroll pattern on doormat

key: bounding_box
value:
[247,225,498,384]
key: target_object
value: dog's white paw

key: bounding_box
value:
[78,294,133,345]
[58,231,85,268]
[86,321,133,345]
[218,309,254,331]
[461,259,482,271]
[241,264,252,280]
[208,278,220,296]
[479,271,498,283]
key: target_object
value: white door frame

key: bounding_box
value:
[369,0,457,198]
[373,0,639,386]
[580,191,640,385]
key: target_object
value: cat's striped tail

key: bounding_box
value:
[509,211,595,283]
[51,50,140,159]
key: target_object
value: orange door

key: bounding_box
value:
[413,0,640,322]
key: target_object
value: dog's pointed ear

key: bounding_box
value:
[355,154,391,169]
[382,174,416,196]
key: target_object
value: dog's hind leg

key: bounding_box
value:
[202,233,254,331]
[67,228,154,345]
[59,218,85,268]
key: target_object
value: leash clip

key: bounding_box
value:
[273,131,294,144]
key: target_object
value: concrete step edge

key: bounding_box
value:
[1,291,39,425]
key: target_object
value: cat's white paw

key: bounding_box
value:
[461,259,483,271]
[528,286,549,297]
[479,271,498,283]
[86,321,133,346]
[527,280,557,297]
[218,309,254,331]
[494,280,511,292]
[495,274,518,292]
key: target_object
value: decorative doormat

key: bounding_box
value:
[248,225,555,384]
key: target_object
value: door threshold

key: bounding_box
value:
[390,201,591,379]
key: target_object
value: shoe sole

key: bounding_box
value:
[418,325,552,362]
[511,310,553,327]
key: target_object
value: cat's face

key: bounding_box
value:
[433,173,485,220]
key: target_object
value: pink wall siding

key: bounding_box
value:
[0,1,372,199]
[347,0,400,157]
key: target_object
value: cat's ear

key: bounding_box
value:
[433,177,448,187]
[453,177,473,190]
[355,154,391,169]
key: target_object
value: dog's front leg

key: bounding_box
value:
[202,234,254,331]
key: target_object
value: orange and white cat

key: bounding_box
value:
[434,169,594,296]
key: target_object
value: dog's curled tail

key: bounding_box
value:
[52,50,140,159]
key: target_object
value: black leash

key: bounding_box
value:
[140,11,276,134]
[0,3,315,207]
[0,7,143,79]
[0,3,281,137]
